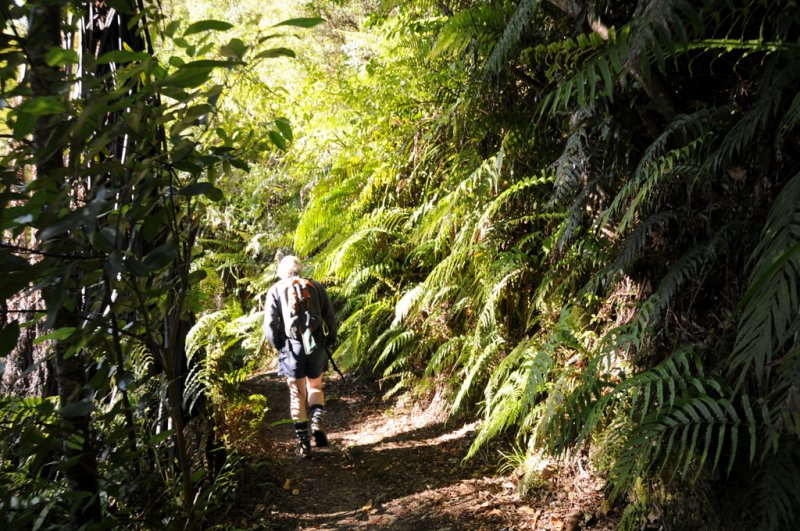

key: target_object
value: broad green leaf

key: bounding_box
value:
[273,17,326,28]
[45,47,78,67]
[0,321,20,357]
[275,117,293,141]
[165,20,181,38]
[255,48,296,59]
[178,182,224,201]
[229,158,249,171]
[188,269,208,284]
[268,130,287,150]
[220,38,247,60]
[182,59,240,68]
[164,66,214,89]
[18,97,66,116]
[34,327,77,345]
[0,268,40,299]
[105,0,135,15]
[184,20,234,37]
[142,212,166,242]
[11,110,36,139]
[151,429,175,445]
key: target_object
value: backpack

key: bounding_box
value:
[280,276,323,354]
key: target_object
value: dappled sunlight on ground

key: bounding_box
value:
[223,368,618,530]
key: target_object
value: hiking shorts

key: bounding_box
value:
[278,338,328,379]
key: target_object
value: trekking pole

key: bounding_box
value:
[327,344,346,382]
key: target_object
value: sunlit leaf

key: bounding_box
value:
[18,97,66,116]
[255,48,296,59]
[273,17,326,28]
[184,20,234,36]
[268,130,287,150]
[33,327,76,345]
[165,20,181,38]
[45,47,78,67]
[220,38,247,60]
[275,117,293,141]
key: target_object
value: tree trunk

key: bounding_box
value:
[29,2,102,525]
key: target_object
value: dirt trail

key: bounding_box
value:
[230,369,617,530]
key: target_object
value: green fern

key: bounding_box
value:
[594,350,751,498]
[729,171,800,391]
[485,0,543,74]
[633,231,728,336]
[429,4,505,61]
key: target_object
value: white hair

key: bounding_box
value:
[277,255,302,279]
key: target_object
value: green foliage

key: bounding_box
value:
[0,0,307,527]
[268,0,800,528]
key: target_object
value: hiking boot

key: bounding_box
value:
[312,427,328,447]
[296,438,312,459]
[294,421,312,459]
[309,405,328,447]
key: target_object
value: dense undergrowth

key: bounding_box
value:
[204,0,800,528]
[2,0,799,529]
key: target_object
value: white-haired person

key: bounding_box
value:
[263,255,337,458]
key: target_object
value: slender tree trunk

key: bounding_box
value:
[29,1,101,525]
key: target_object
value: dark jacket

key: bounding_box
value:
[263,276,337,353]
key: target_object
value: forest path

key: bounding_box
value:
[230,368,616,530]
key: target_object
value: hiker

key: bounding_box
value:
[263,255,337,458]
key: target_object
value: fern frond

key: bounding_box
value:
[749,442,800,531]
[451,334,504,414]
[186,310,231,363]
[485,0,543,74]
[626,0,702,72]
[536,29,628,113]
[425,336,465,378]
[705,84,784,175]
[634,231,727,335]
[602,355,748,499]
[600,108,723,232]
[551,109,592,205]
[429,4,505,60]
[588,211,676,294]
[729,171,800,391]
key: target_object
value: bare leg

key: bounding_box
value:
[306,375,324,408]
[287,377,308,421]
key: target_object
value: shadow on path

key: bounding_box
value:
[227,369,618,531]
[233,370,513,530]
